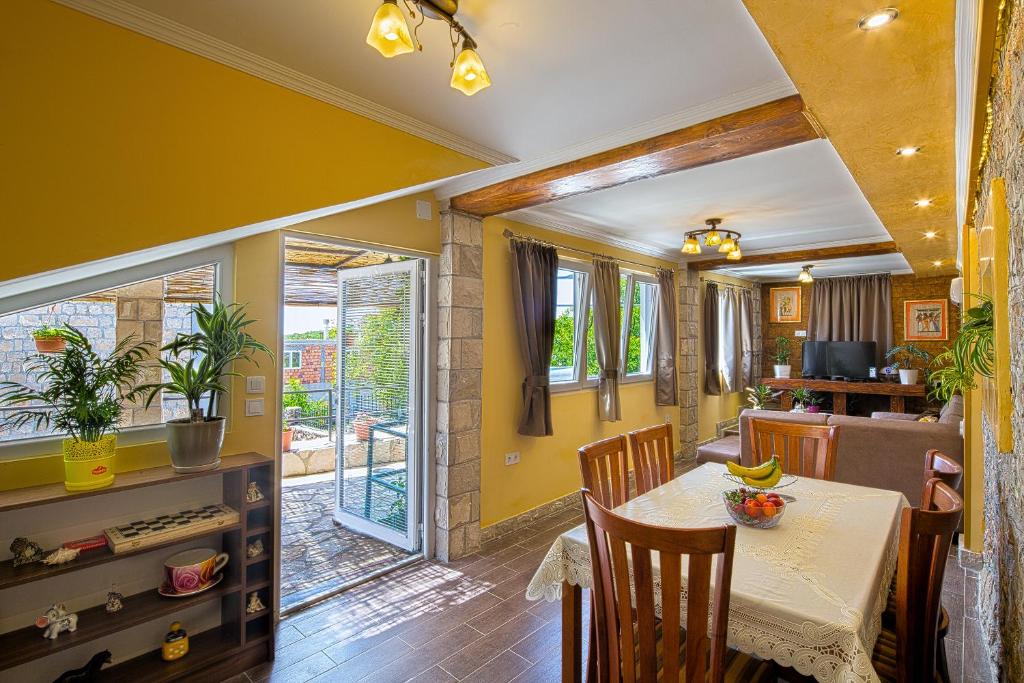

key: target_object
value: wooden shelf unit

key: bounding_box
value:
[0,452,275,681]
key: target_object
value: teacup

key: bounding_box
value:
[164,548,228,594]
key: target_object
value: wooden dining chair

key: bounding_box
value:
[629,423,674,496]
[580,489,773,683]
[871,479,963,682]
[747,418,840,481]
[578,435,632,508]
[924,449,963,492]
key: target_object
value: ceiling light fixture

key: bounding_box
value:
[932,260,943,267]
[915,199,933,208]
[896,146,921,156]
[681,219,742,261]
[859,8,899,30]
[366,0,491,96]
[924,230,938,239]
[798,265,814,283]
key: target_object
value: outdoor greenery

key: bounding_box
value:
[553,278,643,377]
[283,377,328,418]
[885,343,932,371]
[773,336,791,365]
[285,328,339,341]
[0,325,152,442]
[344,305,408,414]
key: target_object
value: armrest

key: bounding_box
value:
[870,411,921,421]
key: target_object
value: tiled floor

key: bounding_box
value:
[244,508,993,683]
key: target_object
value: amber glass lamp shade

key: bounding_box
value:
[726,245,742,261]
[718,236,736,253]
[451,44,491,96]
[366,0,414,58]
[704,230,722,247]
[681,236,701,255]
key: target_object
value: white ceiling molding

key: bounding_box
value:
[53,0,517,166]
[954,0,982,269]
[435,78,798,199]
[505,209,682,262]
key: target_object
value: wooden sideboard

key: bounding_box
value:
[760,377,926,414]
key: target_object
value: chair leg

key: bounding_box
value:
[586,600,598,683]
[937,635,951,683]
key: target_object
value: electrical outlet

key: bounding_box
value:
[245,398,265,417]
[795,330,808,338]
[246,376,266,393]
[504,451,520,466]
[665,413,673,424]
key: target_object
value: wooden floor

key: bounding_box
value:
[232,507,991,683]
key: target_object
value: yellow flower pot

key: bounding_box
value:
[63,435,117,491]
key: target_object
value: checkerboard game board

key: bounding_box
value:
[104,503,239,554]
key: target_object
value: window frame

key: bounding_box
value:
[0,245,233,459]
[619,272,659,384]
[283,350,303,370]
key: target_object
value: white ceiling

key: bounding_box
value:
[712,253,912,283]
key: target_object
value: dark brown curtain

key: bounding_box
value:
[592,259,621,421]
[654,269,678,405]
[807,274,893,366]
[703,282,721,395]
[510,238,558,436]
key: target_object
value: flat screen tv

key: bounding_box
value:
[826,341,876,380]
[801,341,829,378]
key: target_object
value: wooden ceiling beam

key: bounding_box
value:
[449,94,822,217]
[693,241,900,270]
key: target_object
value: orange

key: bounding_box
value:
[744,501,762,518]
[761,502,777,518]
[755,494,768,504]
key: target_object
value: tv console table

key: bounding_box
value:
[760,378,926,415]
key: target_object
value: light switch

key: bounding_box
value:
[246,376,266,394]
[795,330,808,337]
[245,398,265,417]
[416,200,432,221]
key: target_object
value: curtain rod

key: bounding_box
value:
[502,229,673,273]
[698,275,756,291]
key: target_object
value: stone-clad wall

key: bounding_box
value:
[974,2,1023,680]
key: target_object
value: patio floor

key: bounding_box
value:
[281,472,416,611]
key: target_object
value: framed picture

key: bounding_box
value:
[904,299,948,341]
[769,286,801,323]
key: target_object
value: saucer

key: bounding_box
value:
[159,572,224,598]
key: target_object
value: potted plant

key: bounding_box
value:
[885,343,932,385]
[0,326,151,491]
[142,300,273,473]
[927,293,994,408]
[354,413,377,442]
[32,326,67,354]
[773,336,792,378]
[789,387,817,413]
[746,384,780,410]
[282,418,294,452]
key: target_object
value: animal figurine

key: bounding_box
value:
[161,622,188,661]
[246,538,264,558]
[43,546,80,566]
[105,589,124,614]
[246,481,265,503]
[10,537,45,567]
[53,650,111,682]
[36,603,78,640]
[246,591,266,615]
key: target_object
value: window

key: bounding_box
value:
[0,247,230,456]
[550,260,659,390]
[283,350,303,369]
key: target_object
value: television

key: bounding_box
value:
[801,341,829,378]
[826,341,876,380]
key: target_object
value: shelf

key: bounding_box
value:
[244,500,271,511]
[246,525,271,536]
[98,624,242,683]
[245,554,270,566]
[245,609,270,622]
[245,579,271,591]
[0,523,241,590]
[0,453,272,513]
[0,578,242,671]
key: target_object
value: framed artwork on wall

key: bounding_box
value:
[903,299,948,341]
[769,286,801,323]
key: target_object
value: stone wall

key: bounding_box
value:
[974,2,1024,680]
[115,280,164,427]
[677,267,699,460]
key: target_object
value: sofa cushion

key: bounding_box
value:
[939,395,964,424]
[696,435,741,465]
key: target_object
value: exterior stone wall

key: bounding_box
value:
[115,280,164,427]
[973,2,1024,680]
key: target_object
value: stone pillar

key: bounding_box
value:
[750,283,763,381]
[115,280,164,426]
[435,209,484,562]
[677,266,699,460]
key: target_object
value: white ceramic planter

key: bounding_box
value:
[899,369,919,385]
[774,364,791,379]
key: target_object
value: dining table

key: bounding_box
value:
[525,462,908,683]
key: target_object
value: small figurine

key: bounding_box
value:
[43,546,81,566]
[105,588,124,614]
[246,481,265,503]
[246,591,266,615]
[10,537,45,567]
[36,603,78,640]
[54,649,111,682]
[246,538,264,559]
[161,621,189,661]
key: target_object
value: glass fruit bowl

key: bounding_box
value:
[722,489,792,529]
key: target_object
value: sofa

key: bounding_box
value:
[697,398,964,508]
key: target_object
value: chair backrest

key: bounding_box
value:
[747,418,839,481]
[924,448,964,492]
[581,489,736,683]
[578,435,631,508]
[628,423,674,496]
[893,479,963,682]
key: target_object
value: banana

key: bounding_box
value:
[727,457,777,479]
[743,465,782,489]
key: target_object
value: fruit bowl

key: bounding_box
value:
[722,489,791,529]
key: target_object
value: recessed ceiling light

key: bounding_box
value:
[896,146,921,156]
[924,230,938,239]
[915,199,933,208]
[932,260,943,267]
[859,8,899,30]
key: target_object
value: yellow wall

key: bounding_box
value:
[0,0,484,283]
[696,272,755,442]
[480,218,679,528]
[962,226,983,552]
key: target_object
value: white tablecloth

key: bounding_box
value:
[525,463,907,683]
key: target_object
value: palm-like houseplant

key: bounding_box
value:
[789,387,821,413]
[927,294,994,403]
[746,384,781,410]
[142,299,273,472]
[885,343,932,385]
[773,336,792,378]
[0,325,151,490]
